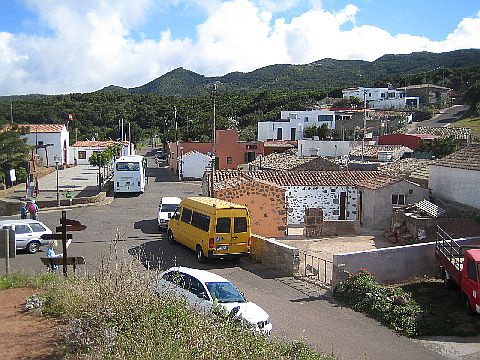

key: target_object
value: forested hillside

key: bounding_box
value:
[1,49,480,144]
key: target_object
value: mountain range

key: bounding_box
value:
[100,49,480,97]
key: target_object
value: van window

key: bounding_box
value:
[181,208,192,224]
[234,217,247,233]
[216,218,231,233]
[191,211,210,232]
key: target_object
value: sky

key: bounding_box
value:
[0,0,479,95]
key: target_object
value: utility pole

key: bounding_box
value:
[174,106,179,175]
[10,102,13,124]
[362,89,367,161]
[210,83,217,197]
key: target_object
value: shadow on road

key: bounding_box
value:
[134,219,159,234]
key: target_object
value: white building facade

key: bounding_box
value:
[71,140,131,165]
[20,124,70,166]
[179,150,211,180]
[342,87,419,109]
[258,110,336,141]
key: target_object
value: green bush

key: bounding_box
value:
[333,269,421,338]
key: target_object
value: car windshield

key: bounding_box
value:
[161,204,178,212]
[205,282,246,303]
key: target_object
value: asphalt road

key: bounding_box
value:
[1,148,446,360]
[412,104,470,129]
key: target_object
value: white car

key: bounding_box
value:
[0,219,52,254]
[155,267,272,336]
[157,196,181,230]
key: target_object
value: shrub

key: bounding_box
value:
[333,269,421,337]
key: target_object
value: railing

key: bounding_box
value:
[436,225,463,272]
[298,250,333,284]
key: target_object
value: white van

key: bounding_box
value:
[157,196,181,230]
[0,219,52,254]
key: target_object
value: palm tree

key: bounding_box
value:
[0,127,30,184]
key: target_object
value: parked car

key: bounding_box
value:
[155,150,166,161]
[158,196,181,230]
[0,219,52,254]
[155,266,272,336]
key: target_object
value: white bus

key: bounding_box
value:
[113,155,147,194]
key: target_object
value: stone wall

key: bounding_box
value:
[251,234,299,276]
[304,208,359,237]
[215,179,287,238]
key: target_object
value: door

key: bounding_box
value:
[339,192,347,220]
[463,256,479,311]
[276,128,283,140]
[215,213,232,251]
[290,128,296,140]
[13,224,33,248]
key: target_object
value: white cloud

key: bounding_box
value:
[0,0,479,95]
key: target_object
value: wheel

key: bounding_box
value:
[443,269,453,290]
[26,241,40,254]
[465,294,475,316]
[196,245,206,263]
[167,230,176,245]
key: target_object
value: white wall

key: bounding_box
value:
[286,186,358,225]
[429,165,480,209]
[73,146,107,165]
[297,140,361,157]
[22,128,69,166]
[180,152,211,179]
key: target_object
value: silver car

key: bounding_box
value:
[0,219,52,254]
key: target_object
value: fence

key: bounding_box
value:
[298,250,333,284]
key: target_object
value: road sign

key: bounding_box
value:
[41,233,73,240]
[60,219,82,226]
[56,225,87,232]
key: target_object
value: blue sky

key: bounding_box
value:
[0,0,479,95]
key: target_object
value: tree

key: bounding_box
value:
[0,127,30,184]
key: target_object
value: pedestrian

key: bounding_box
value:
[46,240,60,272]
[20,202,28,219]
[27,199,39,220]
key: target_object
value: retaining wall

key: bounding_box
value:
[251,234,299,276]
[332,236,480,285]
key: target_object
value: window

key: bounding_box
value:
[38,141,44,145]
[185,275,209,300]
[163,271,182,285]
[15,225,31,234]
[30,223,46,232]
[181,208,192,224]
[234,217,247,233]
[172,208,180,220]
[304,116,309,122]
[467,258,477,281]
[318,115,333,122]
[116,162,140,171]
[78,151,86,160]
[290,128,296,141]
[244,152,256,163]
[246,144,257,150]
[191,211,210,232]
[392,194,406,205]
[216,218,231,233]
[226,157,232,164]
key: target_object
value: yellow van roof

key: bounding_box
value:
[185,197,247,209]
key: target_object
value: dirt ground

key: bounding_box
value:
[0,288,63,360]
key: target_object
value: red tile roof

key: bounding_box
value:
[214,170,399,188]
[72,140,128,148]
[433,145,480,171]
[18,124,65,133]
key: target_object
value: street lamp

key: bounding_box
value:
[54,155,60,207]
[96,151,102,191]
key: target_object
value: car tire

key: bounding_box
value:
[465,294,475,316]
[26,241,40,254]
[167,230,176,245]
[196,245,206,263]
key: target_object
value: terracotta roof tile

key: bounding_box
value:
[350,145,412,158]
[72,140,128,148]
[18,124,65,133]
[416,126,472,141]
[433,145,480,171]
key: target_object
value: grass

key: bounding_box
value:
[448,116,480,142]
[1,246,336,360]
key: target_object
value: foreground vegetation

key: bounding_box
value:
[0,255,335,360]
[333,270,480,338]
[449,116,480,142]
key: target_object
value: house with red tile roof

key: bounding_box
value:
[19,124,69,166]
[71,140,130,165]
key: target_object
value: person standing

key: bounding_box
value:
[27,199,39,220]
[20,203,28,219]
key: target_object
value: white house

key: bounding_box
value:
[342,86,419,109]
[179,150,211,180]
[71,140,131,165]
[258,109,336,141]
[20,124,69,166]
[429,146,480,210]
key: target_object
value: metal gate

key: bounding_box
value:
[298,250,333,285]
